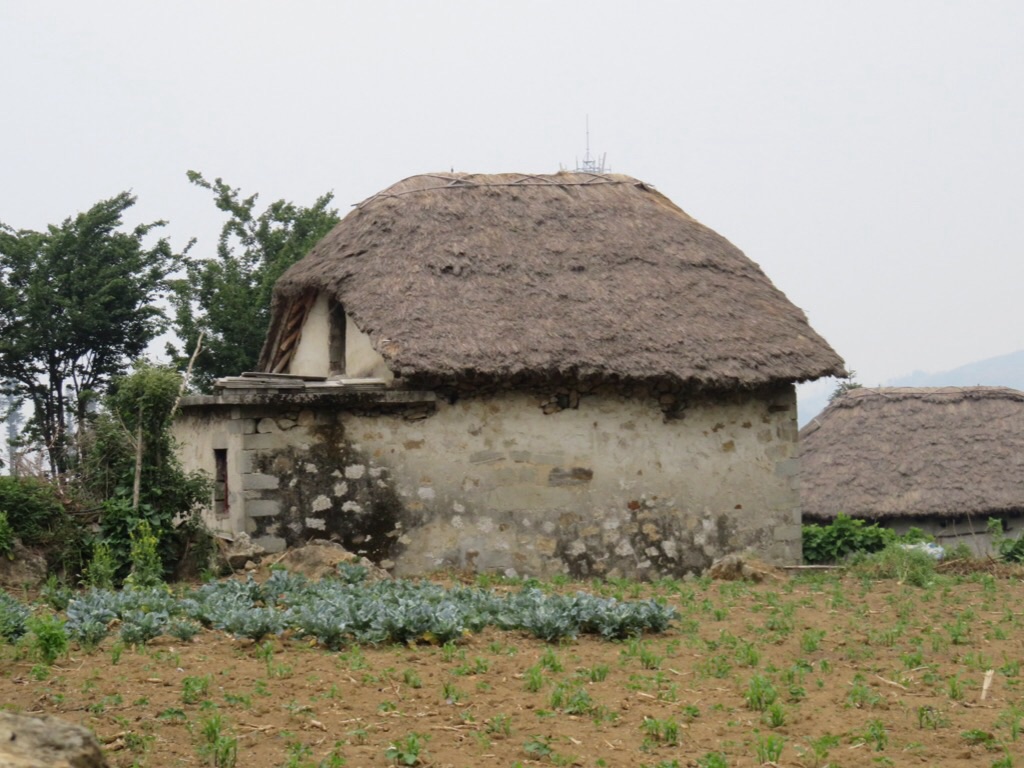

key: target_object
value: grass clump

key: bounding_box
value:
[744,675,778,712]
[849,545,937,587]
[197,711,237,768]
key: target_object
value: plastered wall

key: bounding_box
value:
[173,385,801,579]
[288,294,329,377]
[288,293,394,381]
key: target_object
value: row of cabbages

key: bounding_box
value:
[53,567,677,649]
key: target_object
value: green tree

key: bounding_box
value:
[829,370,863,402]
[81,362,210,581]
[0,193,188,474]
[169,172,340,387]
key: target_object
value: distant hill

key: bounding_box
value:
[890,348,1024,389]
[797,348,1024,427]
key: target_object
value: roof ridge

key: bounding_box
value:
[354,172,636,208]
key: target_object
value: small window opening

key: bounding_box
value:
[328,299,346,377]
[213,449,229,517]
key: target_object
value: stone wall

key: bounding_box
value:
[174,384,801,579]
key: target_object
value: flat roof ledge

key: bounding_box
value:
[178,389,436,410]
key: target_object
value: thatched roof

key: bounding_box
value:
[800,387,1024,520]
[262,172,844,389]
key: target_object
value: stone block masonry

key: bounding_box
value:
[173,384,801,577]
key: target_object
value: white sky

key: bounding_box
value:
[2,1,1022,395]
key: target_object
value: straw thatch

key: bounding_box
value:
[262,172,844,390]
[800,387,1024,520]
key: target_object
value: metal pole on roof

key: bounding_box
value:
[574,115,609,174]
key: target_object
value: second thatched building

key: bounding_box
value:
[174,172,844,578]
[800,386,1024,553]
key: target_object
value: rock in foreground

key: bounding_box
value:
[0,711,108,768]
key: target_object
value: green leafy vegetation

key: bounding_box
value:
[1,565,1023,766]
[123,519,164,589]
[849,545,937,587]
[384,732,428,766]
[0,589,29,641]
[83,542,117,590]
[197,711,238,768]
[183,675,212,705]
[0,365,213,590]
[168,172,340,387]
[803,514,931,564]
[754,733,784,764]
[828,370,863,402]
[0,510,13,559]
[84,362,212,583]
[25,614,68,665]
[797,733,839,766]
[744,675,778,712]
[696,753,728,768]
[989,518,1024,563]
[0,477,84,571]
[0,192,186,474]
[641,716,680,747]
[53,569,678,652]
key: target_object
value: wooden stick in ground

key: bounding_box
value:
[981,669,995,701]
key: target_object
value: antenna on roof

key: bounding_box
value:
[574,115,609,174]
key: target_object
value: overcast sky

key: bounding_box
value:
[2,1,1022,407]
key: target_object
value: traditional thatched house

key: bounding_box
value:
[800,386,1024,553]
[174,172,844,578]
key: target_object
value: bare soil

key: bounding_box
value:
[2,570,1023,768]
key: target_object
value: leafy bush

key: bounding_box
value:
[0,476,65,546]
[0,510,13,559]
[83,541,117,590]
[25,614,68,664]
[988,518,1024,563]
[83,363,213,584]
[803,515,893,563]
[99,493,210,585]
[123,519,164,589]
[999,538,1024,563]
[0,477,90,576]
[803,514,930,564]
